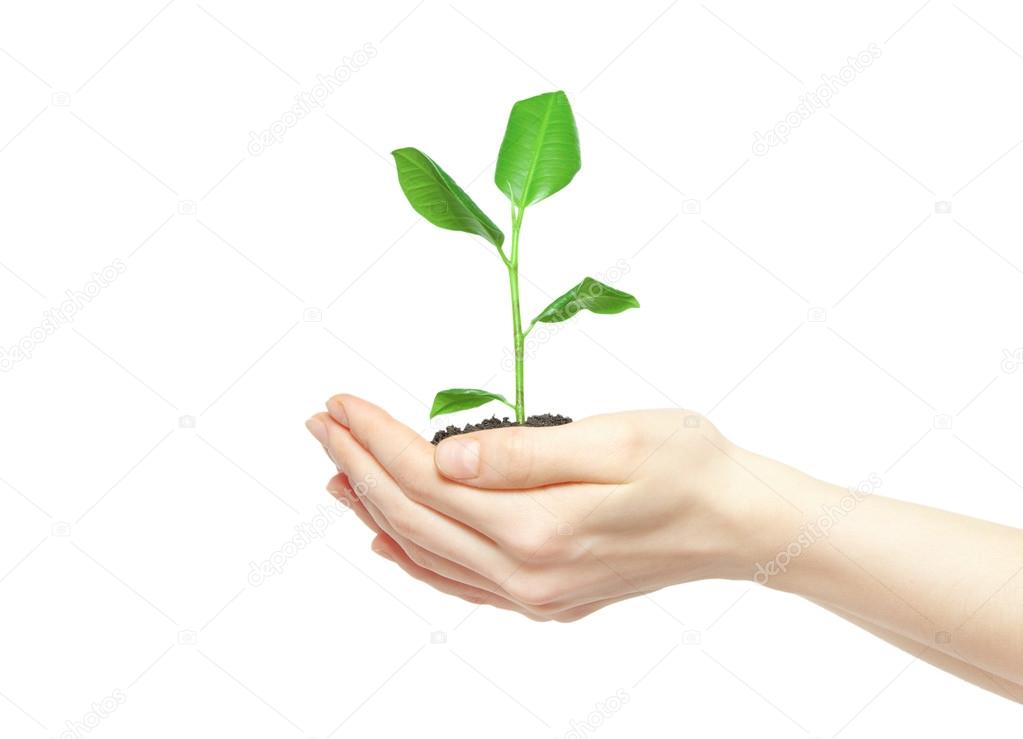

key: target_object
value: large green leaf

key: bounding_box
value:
[532,277,639,324]
[392,147,504,247]
[430,388,514,419]
[495,91,580,209]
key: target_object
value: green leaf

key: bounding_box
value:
[430,388,514,419]
[495,91,580,209]
[532,277,639,324]
[392,147,504,247]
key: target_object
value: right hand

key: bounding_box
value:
[310,396,775,621]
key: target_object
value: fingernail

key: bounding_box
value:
[305,417,328,445]
[327,398,349,427]
[436,438,480,479]
[372,544,393,561]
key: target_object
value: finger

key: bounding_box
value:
[432,414,635,489]
[325,395,506,528]
[548,592,642,622]
[315,412,516,582]
[370,535,537,618]
[373,528,636,622]
[322,403,572,553]
[325,395,434,484]
[329,457,501,591]
[367,517,641,621]
[326,473,382,534]
[306,417,339,466]
[351,484,520,597]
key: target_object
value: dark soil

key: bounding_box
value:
[431,413,572,445]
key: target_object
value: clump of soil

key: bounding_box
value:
[431,413,572,445]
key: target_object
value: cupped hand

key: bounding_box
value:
[305,395,771,622]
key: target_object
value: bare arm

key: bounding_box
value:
[809,598,1023,702]
[306,395,1023,699]
[736,448,1023,688]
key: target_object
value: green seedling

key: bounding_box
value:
[391,91,639,423]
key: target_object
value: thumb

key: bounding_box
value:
[433,417,628,489]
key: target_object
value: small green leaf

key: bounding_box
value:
[532,277,639,324]
[392,147,504,247]
[430,388,514,419]
[495,91,580,209]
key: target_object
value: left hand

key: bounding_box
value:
[305,395,761,622]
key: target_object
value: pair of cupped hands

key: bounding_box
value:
[305,395,767,622]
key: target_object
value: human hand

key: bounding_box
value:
[306,396,775,621]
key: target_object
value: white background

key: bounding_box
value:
[2,1,1022,736]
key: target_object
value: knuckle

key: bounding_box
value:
[498,429,536,486]
[503,525,554,560]
[350,478,375,504]
[505,573,559,607]
[523,600,562,618]
[553,610,586,623]
[391,464,441,505]
[621,421,649,454]
[390,509,418,542]
[504,580,535,606]
[459,590,489,605]
[395,475,425,502]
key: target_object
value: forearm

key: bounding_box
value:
[809,598,1023,702]
[728,447,1023,685]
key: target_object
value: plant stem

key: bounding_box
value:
[508,206,525,423]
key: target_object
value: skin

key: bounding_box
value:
[305,394,1023,701]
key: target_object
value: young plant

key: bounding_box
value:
[391,91,639,423]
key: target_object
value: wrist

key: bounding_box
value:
[695,443,828,583]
